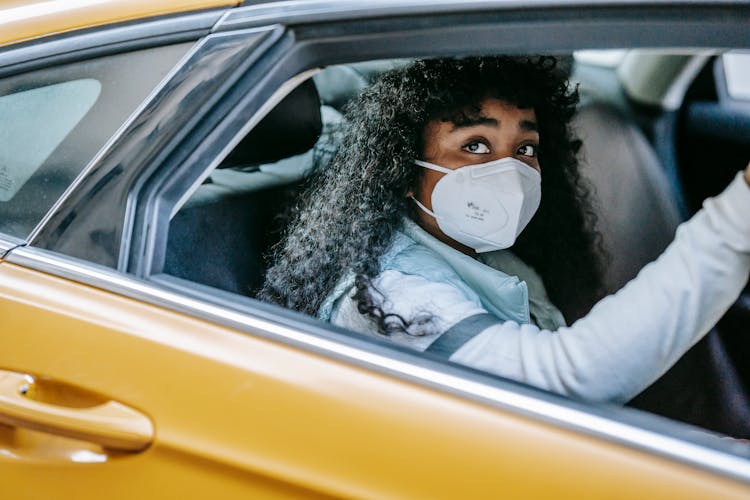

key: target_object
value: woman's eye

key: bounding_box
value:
[463,141,490,154]
[517,144,537,157]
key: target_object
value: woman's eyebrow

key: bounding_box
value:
[450,117,498,131]
[520,120,539,132]
[449,118,539,133]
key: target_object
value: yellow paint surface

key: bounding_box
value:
[0,0,240,47]
[1,262,749,498]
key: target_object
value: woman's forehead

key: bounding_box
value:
[474,98,537,123]
[436,97,535,125]
[430,98,538,134]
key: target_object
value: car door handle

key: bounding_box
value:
[0,370,153,452]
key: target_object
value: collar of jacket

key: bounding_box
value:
[382,218,531,325]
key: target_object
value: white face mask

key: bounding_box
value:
[412,157,542,253]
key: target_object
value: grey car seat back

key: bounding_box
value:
[574,92,750,437]
[164,79,322,294]
[574,101,682,293]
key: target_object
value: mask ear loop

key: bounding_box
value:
[410,159,450,219]
[414,159,453,174]
[409,195,437,218]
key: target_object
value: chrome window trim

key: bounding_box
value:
[6,245,750,484]
[222,0,537,28]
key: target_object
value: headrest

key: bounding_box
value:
[220,78,322,168]
[313,65,369,111]
[313,60,408,112]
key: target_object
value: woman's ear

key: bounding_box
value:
[405,190,414,197]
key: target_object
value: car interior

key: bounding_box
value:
[161,50,750,439]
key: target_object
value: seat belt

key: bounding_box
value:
[424,313,499,359]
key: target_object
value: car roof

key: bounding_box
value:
[0,0,240,48]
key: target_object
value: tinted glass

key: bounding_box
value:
[0,42,192,238]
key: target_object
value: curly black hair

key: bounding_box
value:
[259,56,606,329]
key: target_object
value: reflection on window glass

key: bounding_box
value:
[0,42,192,239]
[573,50,626,68]
[723,52,750,101]
[0,79,101,202]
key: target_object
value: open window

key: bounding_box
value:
[161,59,407,295]
[102,5,750,478]
[142,46,750,440]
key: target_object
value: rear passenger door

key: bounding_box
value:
[3,3,750,499]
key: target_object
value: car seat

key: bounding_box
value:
[574,94,750,438]
[163,62,393,295]
[163,78,322,295]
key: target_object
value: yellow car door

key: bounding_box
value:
[2,1,750,498]
[2,250,750,499]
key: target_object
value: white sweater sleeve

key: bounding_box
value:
[451,172,750,402]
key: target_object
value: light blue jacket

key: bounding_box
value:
[319,218,565,330]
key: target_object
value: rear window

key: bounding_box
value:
[0,78,101,202]
[722,51,750,101]
[0,42,192,238]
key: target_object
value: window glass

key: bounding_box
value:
[0,79,101,202]
[573,49,626,68]
[722,51,750,101]
[0,42,192,238]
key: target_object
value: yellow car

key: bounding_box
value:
[1,0,750,498]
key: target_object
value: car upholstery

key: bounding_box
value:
[574,61,750,437]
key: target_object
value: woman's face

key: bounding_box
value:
[412,98,540,255]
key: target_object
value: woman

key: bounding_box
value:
[260,56,750,403]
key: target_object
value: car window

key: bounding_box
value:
[0,79,101,202]
[0,42,192,239]
[162,63,395,294]
[722,51,750,101]
[156,48,750,443]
